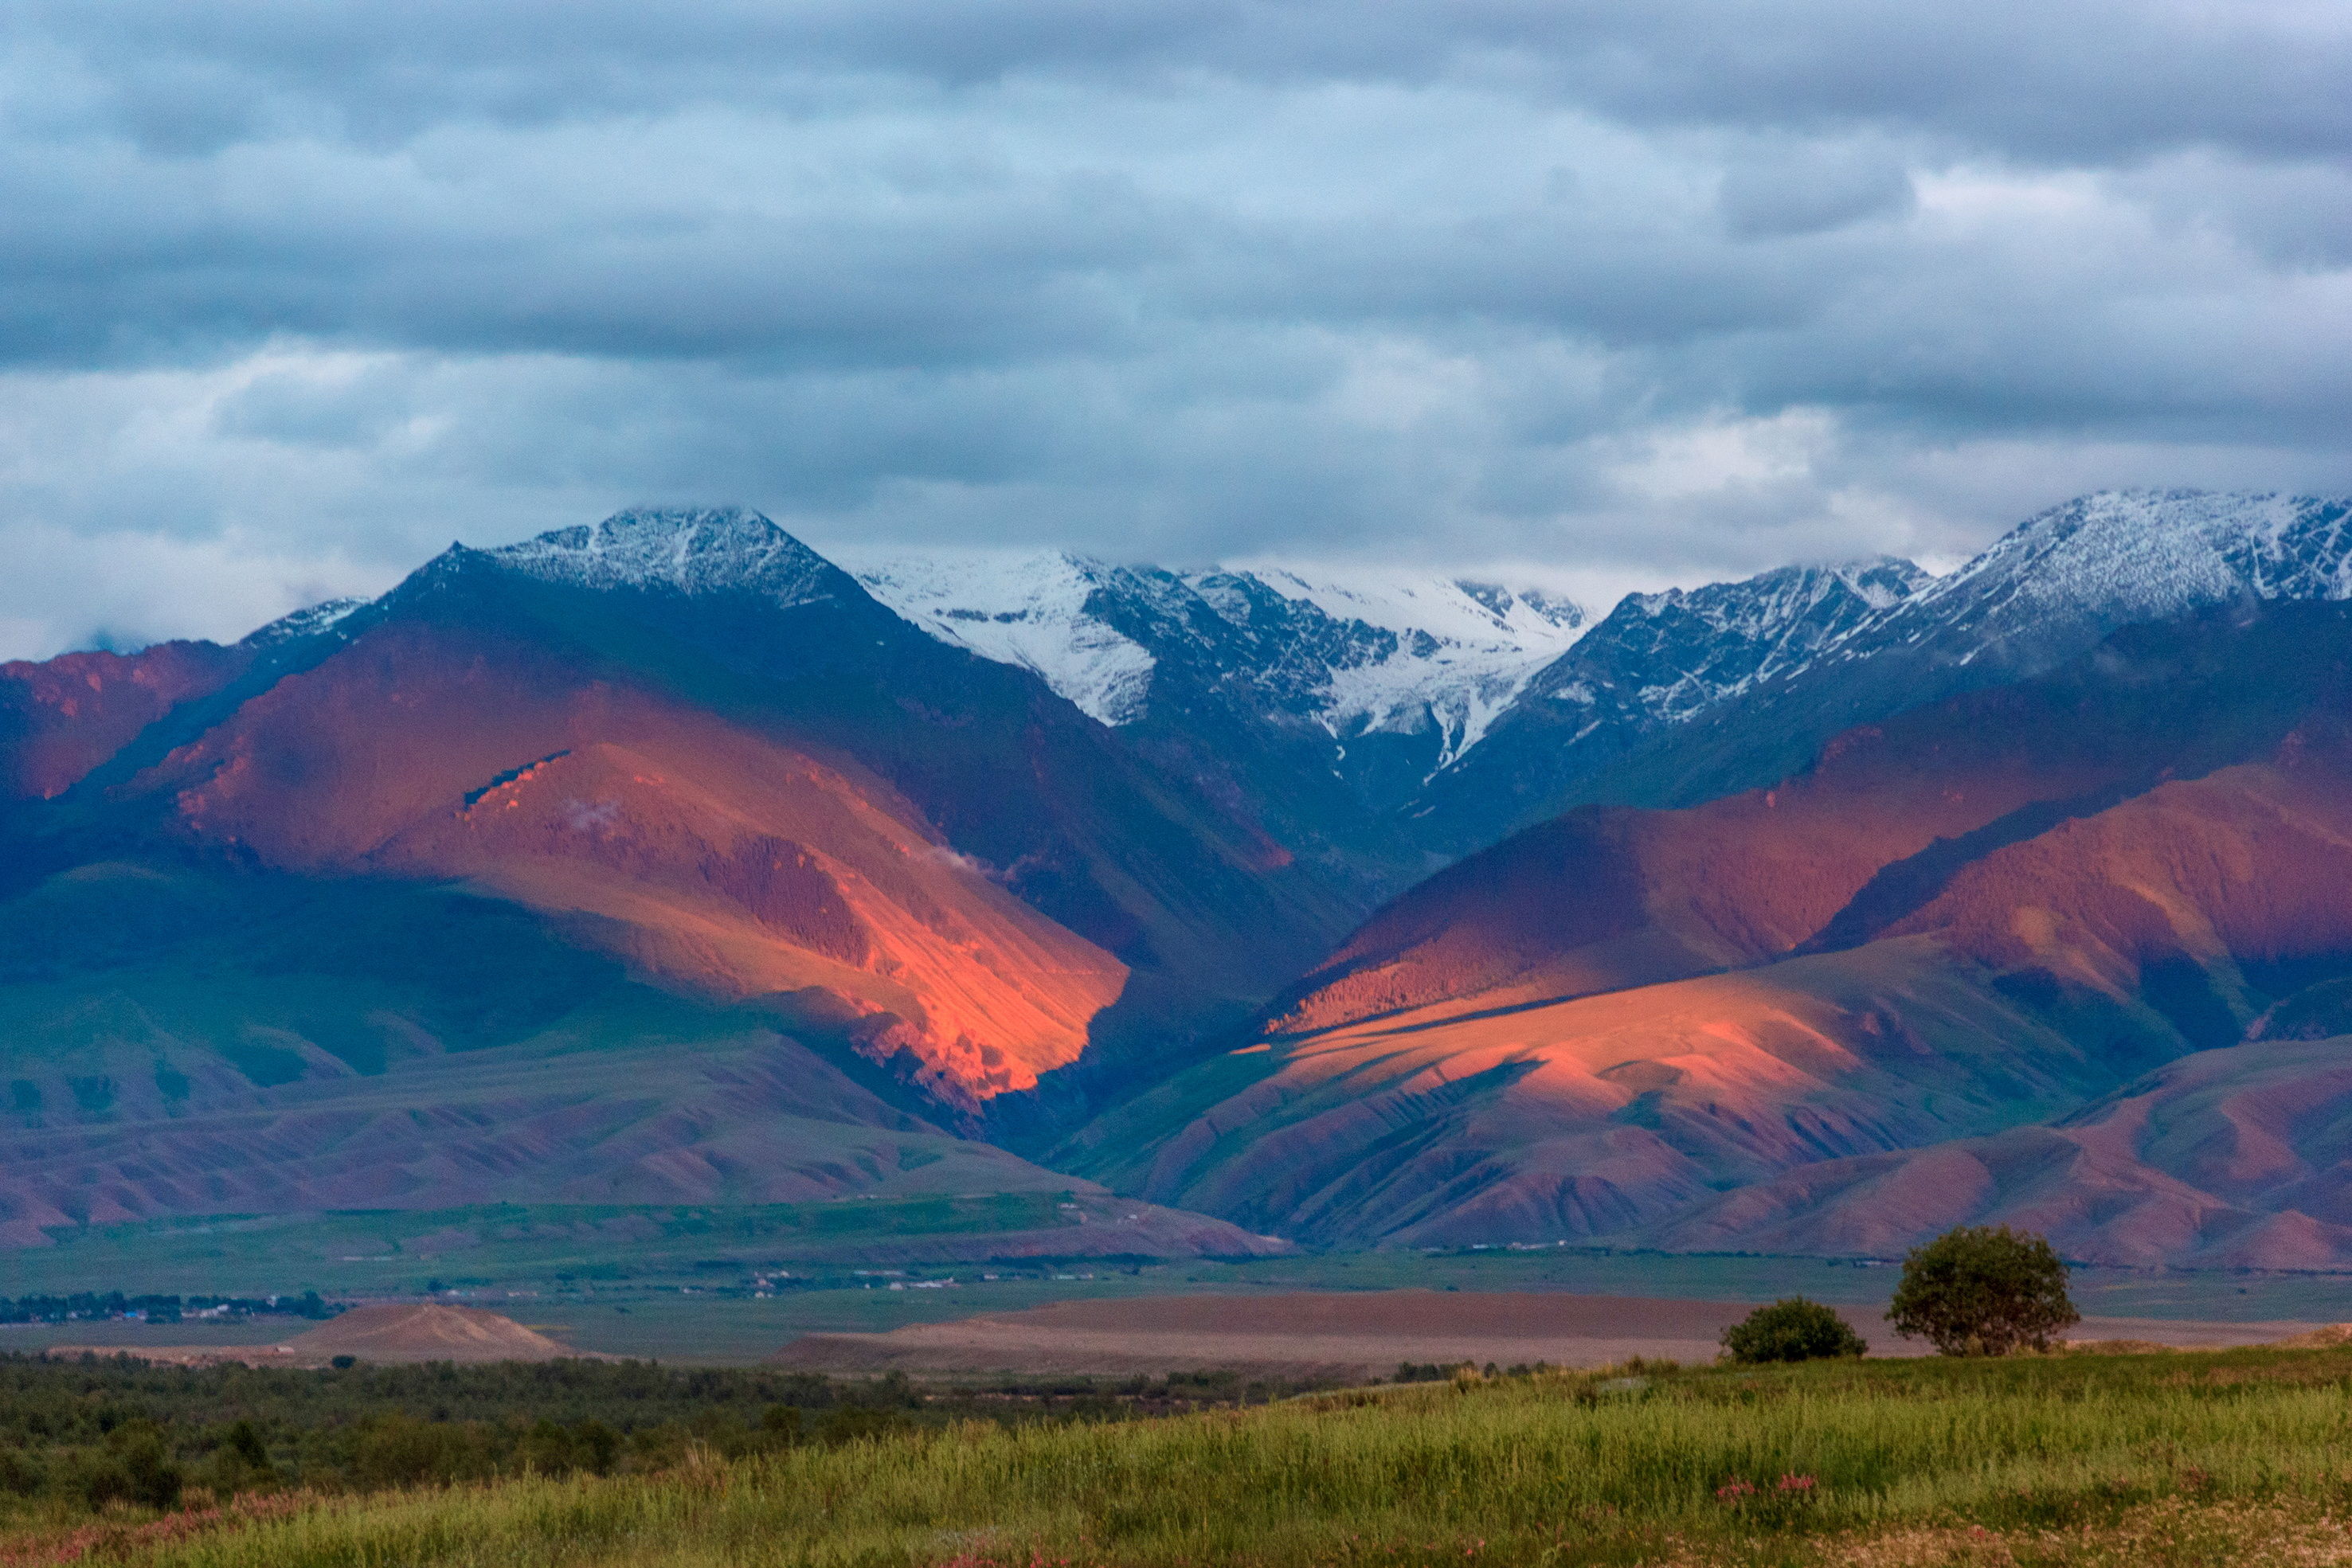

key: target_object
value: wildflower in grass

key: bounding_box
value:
[1776,1473,1817,1494]
[1716,1478,1757,1503]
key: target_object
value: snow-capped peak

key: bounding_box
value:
[487,506,844,608]
[1923,488,2350,618]
[1620,556,1928,632]
[1829,490,2352,675]
[1513,553,1934,730]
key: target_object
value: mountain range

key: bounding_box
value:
[10,488,2352,1270]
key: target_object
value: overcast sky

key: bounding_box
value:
[4,1,2350,657]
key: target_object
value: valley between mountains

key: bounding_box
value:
[11,489,2352,1272]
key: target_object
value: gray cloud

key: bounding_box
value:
[0,1,2347,658]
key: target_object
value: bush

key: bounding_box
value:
[1887,1225,2080,1356]
[1720,1298,1867,1363]
[197,1417,278,1499]
[0,1444,41,1496]
[222,1418,274,1476]
[53,1449,137,1511]
[108,1419,185,1510]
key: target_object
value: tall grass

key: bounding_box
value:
[128,1351,2352,1566]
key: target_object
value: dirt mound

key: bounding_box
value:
[284,1303,580,1363]
[40,1304,586,1368]
[2267,1324,2352,1350]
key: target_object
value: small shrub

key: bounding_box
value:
[1888,1224,2080,1356]
[198,1417,277,1498]
[574,1418,622,1474]
[0,1443,42,1497]
[222,1419,272,1474]
[1721,1298,1867,1363]
[55,1448,139,1511]
[516,1417,581,1476]
[107,1419,185,1510]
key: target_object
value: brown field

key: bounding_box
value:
[40,1302,590,1367]
[769,1288,2328,1378]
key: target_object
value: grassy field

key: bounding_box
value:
[29,1343,2352,1567]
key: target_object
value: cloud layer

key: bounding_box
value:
[4,0,2349,655]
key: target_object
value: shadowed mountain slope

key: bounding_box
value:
[0,855,1275,1257]
[1261,606,2346,1042]
[1406,557,1927,850]
[1073,604,2352,1262]
[0,642,255,805]
[1648,1030,2352,1270]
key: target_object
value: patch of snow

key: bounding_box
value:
[1237,566,1585,648]
[240,596,369,647]
[841,546,1590,765]
[838,547,1158,725]
[1920,489,2348,620]
[1221,566,1589,765]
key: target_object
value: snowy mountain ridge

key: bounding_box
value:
[228,490,2352,835]
[1818,489,2352,676]
[1402,491,2349,847]
[836,545,1590,761]
[1579,556,1933,725]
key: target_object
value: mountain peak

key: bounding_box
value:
[486,506,847,608]
[1851,488,2352,674]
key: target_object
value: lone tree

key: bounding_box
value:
[1720,1297,1867,1363]
[1887,1225,2080,1356]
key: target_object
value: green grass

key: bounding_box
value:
[88,1347,2352,1567]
